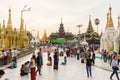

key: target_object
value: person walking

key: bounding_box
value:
[53,49,59,70]
[77,48,80,60]
[110,55,120,80]
[36,54,42,75]
[86,54,92,78]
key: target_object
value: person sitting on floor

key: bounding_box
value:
[0,69,5,78]
[61,56,67,65]
[8,58,17,69]
[20,64,28,76]
[47,57,52,66]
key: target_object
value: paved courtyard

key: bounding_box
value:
[0,49,119,80]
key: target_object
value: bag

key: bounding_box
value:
[81,59,84,63]
[113,66,119,70]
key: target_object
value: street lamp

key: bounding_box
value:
[77,24,83,44]
[21,5,31,19]
[20,5,31,48]
[95,18,100,34]
[77,24,82,36]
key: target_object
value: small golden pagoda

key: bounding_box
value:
[0,8,30,50]
[36,31,40,41]
[106,7,114,29]
[41,29,48,42]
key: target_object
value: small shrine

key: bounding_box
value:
[80,15,100,44]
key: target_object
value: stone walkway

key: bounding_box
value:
[1,50,120,80]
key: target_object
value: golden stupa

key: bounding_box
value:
[0,8,30,50]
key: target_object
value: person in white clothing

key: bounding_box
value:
[12,48,18,62]
[110,55,120,80]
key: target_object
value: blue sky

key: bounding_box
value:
[0,0,119,37]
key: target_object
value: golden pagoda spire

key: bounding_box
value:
[7,8,12,31]
[36,31,40,41]
[108,6,114,27]
[20,15,24,31]
[118,16,120,28]
[41,29,47,41]
[2,20,6,33]
[86,15,94,33]
[105,13,109,29]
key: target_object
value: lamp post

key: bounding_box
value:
[95,18,100,34]
[77,24,83,44]
[21,5,31,20]
[20,5,31,48]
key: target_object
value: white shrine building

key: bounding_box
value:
[100,7,120,53]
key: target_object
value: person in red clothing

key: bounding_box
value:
[2,50,8,65]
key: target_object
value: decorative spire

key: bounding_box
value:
[2,20,6,33]
[36,31,40,41]
[86,15,94,33]
[118,16,120,28]
[7,8,12,31]
[106,13,109,29]
[108,6,114,27]
[20,15,24,31]
[59,18,65,37]
[60,17,63,27]
[41,29,47,41]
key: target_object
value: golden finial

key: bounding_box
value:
[41,29,47,41]
[8,8,12,24]
[106,13,109,29]
[7,8,13,32]
[108,6,114,27]
[118,16,120,28]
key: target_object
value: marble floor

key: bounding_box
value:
[0,49,119,80]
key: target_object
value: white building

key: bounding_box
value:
[100,7,116,53]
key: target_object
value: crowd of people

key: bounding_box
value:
[0,48,18,66]
[101,49,120,80]
[1,43,120,80]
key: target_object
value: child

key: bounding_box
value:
[61,56,67,65]
[8,58,17,69]
[47,57,52,66]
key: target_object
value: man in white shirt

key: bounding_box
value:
[12,48,18,62]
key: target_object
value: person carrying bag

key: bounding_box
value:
[110,55,120,80]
